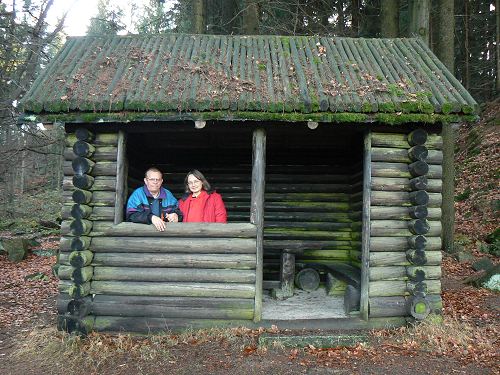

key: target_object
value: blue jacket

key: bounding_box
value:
[126,185,183,224]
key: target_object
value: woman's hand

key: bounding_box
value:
[166,213,179,222]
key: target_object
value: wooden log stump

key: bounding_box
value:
[409,190,429,206]
[72,157,95,175]
[72,266,94,284]
[73,141,95,158]
[408,161,429,177]
[408,235,427,250]
[4,238,29,262]
[57,314,94,335]
[409,176,428,190]
[70,219,93,236]
[407,281,428,296]
[407,129,428,146]
[326,273,343,296]
[408,296,431,320]
[75,128,95,142]
[406,267,427,282]
[72,174,95,190]
[344,284,361,314]
[69,250,94,267]
[67,297,92,317]
[68,282,91,298]
[294,268,320,292]
[408,219,430,235]
[72,189,93,204]
[406,249,427,266]
[408,205,428,219]
[271,251,295,300]
[71,237,91,251]
[408,145,428,161]
[71,204,92,220]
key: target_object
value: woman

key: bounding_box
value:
[178,170,227,223]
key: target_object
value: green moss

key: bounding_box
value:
[257,63,266,71]
[280,36,290,50]
[387,83,405,97]
[378,102,396,112]
[441,102,454,115]
[361,101,373,112]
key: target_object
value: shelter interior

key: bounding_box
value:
[124,121,364,319]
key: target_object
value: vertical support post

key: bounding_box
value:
[114,130,127,225]
[251,127,266,322]
[360,130,372,321]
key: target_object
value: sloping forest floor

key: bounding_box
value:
[0,102,499,374]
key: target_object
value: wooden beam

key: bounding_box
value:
[360,130,371,321]
[251,127,266,322]
[114,130,127,224]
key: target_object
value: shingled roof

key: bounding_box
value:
[21,34,478,124]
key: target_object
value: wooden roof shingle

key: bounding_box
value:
[20,34,478,123]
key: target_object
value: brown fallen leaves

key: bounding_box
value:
[0,236,59,328]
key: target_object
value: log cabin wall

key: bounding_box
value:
[368,129,443,320]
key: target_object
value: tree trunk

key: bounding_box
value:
[243,0,259,34]
[436,0,454,72]
[351,0,360,36]
[380,0,399,37]
[497,0,500,93]
[464,0,470,90]
[192,0,205,34]
[441,122,456,253]
[408,0,430,45]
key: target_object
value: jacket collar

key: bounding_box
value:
[143,185,167,199]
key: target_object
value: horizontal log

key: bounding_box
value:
[90,237,256,253]
[262,212,352,222]
[72,141,95,158]
[408,205,428,219]
[405,249,428,266]
[72,174,95,190]
[222,192,350,203]
[93,267,256,283]
[68,297,93,317]
[63,206,114,221]
[371,132,442,149]
[371,177,441,193]
[370,207,441,220]
[58,266,94,284]
[371,147,442,164]
[66,132,118,146]
[93,253,256,269]
[265,222,352,231]
[91,302,254,320]
[75,128,95,142]
[408,191,429,206]
[64,161,117,176]
[58,279,72,292]
[90,281,256,298]
[69,282,91,298]
[369,237,441,252]
[408,235,427,249]
[63,176,117,191]
[408,161,429,177]
[72,157,95,175]
[69,250,94,267]
[407,129,428,146]
[69,219,93,236]
[371,162,442,178]
[225,201,350,212]
[56,293,71,314]
[369,265,441,281]
[369,294,442,317]
[92,316,251,332]
[370,220,441,237]
[70,204,92,220]
[369,279,441,297]
[60,236,91,252]
[72,189,92,204]
[57,314,95,335]
[93,294,254,308]
[408,219,430,235]
[89,222,257,238]
[369,251,441,266]
[264,229,352,241]
[408,145,428,162]
[63,191,115,206]
[264,239,360,251]
[65,145,117,161]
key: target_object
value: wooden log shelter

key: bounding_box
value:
[20,34,477,334]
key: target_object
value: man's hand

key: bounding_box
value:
[166,213,179,222]
[151,215,166,231]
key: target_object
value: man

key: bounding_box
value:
[126,167,182,231]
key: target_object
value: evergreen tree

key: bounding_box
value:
[87,0,125,35]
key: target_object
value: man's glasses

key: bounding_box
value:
[147,178,162,182]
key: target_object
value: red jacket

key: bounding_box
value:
[178,190,227,223]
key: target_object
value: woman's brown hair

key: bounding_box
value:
[184,169,211,193]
